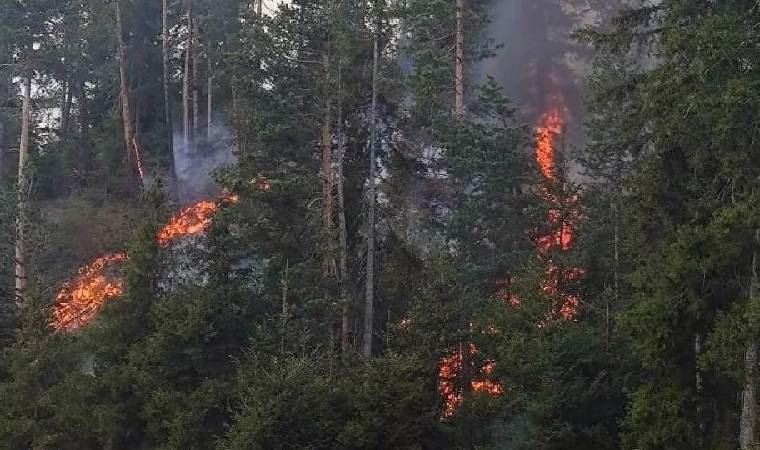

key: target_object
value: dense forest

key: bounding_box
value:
[1,0,760,448]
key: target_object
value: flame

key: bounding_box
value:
[535,109,563,181]
[437,101,585,417]
[157,193,238,247]
[438,344,503,419]
[51,253,128,333]
[51,194,239,332]
[532,101,584,321]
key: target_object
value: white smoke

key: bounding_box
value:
[172,124,236,203]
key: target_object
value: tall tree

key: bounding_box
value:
[183,0,193,149]
[454,0,464,119]
[162,0,177,193]
[192,20,200,137]
[14,73,31,304]
[741,230,760,449]
[115,0,143,189]
[207,57,212,140]
[336,62,350,354]
[362,1,380,358]
[320,47,334,279]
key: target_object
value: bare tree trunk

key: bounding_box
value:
[183,0,193,150]
[280,259,289,355]
[0,45,7,176]
[77,80,92,175]
[61,78,73,143]
[336,63,350,355]
[134,85,141,140]
[15,73,32,305]
[231,82,243,154]
[454,0,464,119]
[363,10,380,358]
[207,57,213,141]
[192,22,200,138]
[741,231,760,450]
[115,0,143,189]
[320,50,334,278]
[742,341,759,449]
[695,330,705,438]
[162,0,177,195]
[0,120,5,178]
[608,196,620,347]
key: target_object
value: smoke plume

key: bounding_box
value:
[172,124,237,203]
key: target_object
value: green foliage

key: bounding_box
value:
[221,353,442,450]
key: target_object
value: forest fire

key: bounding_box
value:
[157,196,233,246]
[533,101,583,321]
[51,194,238,332]
[438,344,503,419]
[436,101,585,418]
[51,253,128,333]
[535,108,563,181]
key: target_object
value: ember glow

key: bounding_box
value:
[438,344,503,419]
[51,194,238,332]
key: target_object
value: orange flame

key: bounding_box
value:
[157,193,238,247]
[438,102,584,417]
[438,344,503,419]
[535,109,563,181]
[51,194,239,332]
[532,101,584,321]
[51,253,128,333]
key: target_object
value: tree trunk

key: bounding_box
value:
[363,11,380,358]
[336,64,350,355]
[0,119,5,178]
[207,57,213,141]
[454,0,464,119]
[695,330,705,437]
[192,23,200,138]
[609,196,620,347]
[15,73,32,305]
[320,50,334,278]
[183,0,193,150]
[741,340,759,449]
[231,82,243,154]
[61,78,73,143]
[116,0,143,189]
[741,232,760,450]
[162,0,177,195]
[77,80,92,175]
[0,45,7,176]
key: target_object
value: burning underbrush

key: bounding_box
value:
[51,194,239,333]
